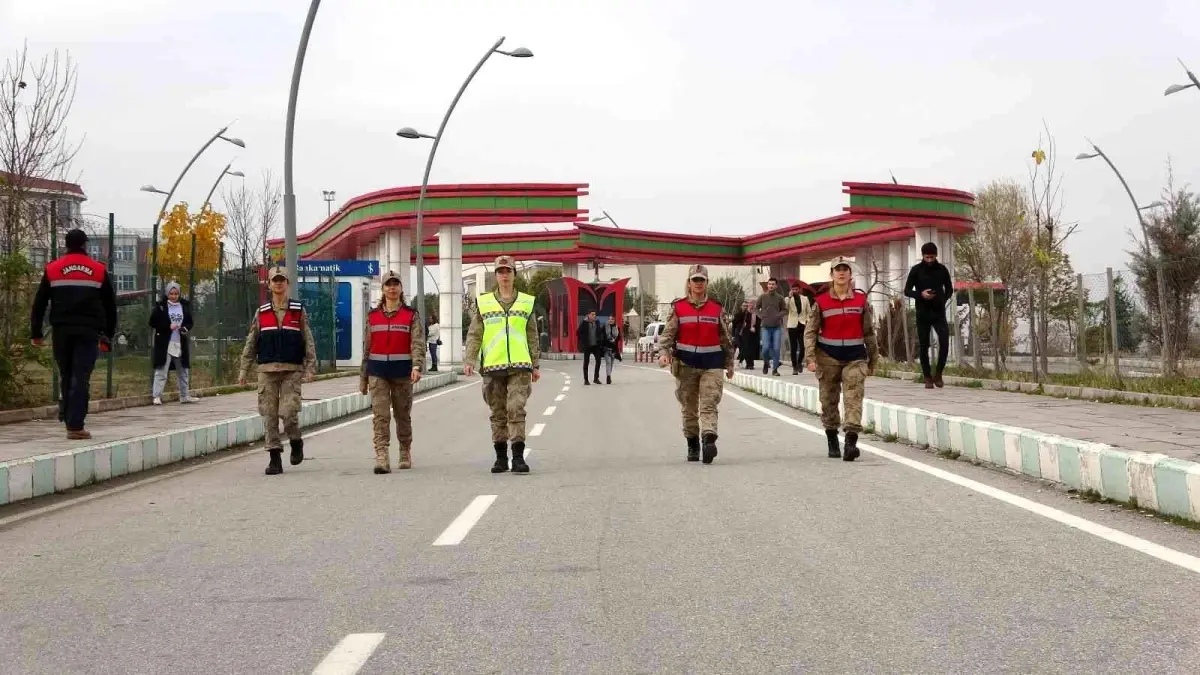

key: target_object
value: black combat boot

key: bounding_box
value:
[511,441,530,474]
[686,436,700,462]
[289,438,304,465]
[843,432,860,462]
[701,433,718,464]
[491,441,509,474]
[265,449,283,475]
[825,429,841,458]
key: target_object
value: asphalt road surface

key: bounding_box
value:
[2,363,1200,674]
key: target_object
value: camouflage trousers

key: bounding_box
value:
[674,364,724,438]
[370,376,413,456]
[258,371,302,450]
[482,370,533,442]
[814,350,868,433]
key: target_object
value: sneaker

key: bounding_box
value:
[153,397,162,405]
[934,374,945,388]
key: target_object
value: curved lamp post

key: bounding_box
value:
[282,0,323,294]
[202,163,246,210]
[140,125,245,297]
[1164,58,1200,97]
[396,36,533,330]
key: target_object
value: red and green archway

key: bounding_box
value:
[267,181,975,265]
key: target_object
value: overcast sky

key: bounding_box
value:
[3,0,1199,277]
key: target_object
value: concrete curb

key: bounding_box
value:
[542,353,582,361]
[875,368,1200,411]
[0,370,361,426]
[731,371,1200,523]
[0,372,458,507]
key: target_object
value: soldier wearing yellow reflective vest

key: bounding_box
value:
[463,255,542,474]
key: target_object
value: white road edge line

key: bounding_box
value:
[0,380,482,529]
[543,406,556,416]
[529,423,546,437]
[722,388,1200,576]
[554,394,565,402]
[312,632,386,675]
[433,495,497,546]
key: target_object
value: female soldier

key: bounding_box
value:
[360,270,425,473]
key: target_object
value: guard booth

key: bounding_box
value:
[291,259,380,369]
[545,276,629,352]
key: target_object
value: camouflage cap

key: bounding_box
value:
[267,265,289,281]
[494,255,516,271]
[381,269,401,284]
[686,264,709,280]
[828,256,857,275]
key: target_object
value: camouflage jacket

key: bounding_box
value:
[803,286,879,369]
[359,302,427,387]
[238,297,318,379]
[657,295,736,370]
[463,290,541,372]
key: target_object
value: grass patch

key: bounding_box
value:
[882,361,1200,399]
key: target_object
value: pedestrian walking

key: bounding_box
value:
[786,281,811,375]
[657,264,735,464]
[804,256,879,461]
[30,228,118,439]
[426,312,441,372]
[754,277,788,376]
[904,241,954,388]
[238,265,317,475]
[601,316,621,384]
[463,255,541,474]
[578,310,604,384]
[359,270,425,474]
[149,281,197,405]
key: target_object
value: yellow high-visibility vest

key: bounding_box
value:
[477,291,535,372]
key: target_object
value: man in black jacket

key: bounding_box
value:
[577,310,604,384]
[30,229,119,438]
[904,242,954,388]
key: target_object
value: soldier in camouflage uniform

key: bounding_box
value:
[803,256,879,462]
[657,264,736,464]
[239,266,317,475]
[463,255,541,474]
[359,270,425,474]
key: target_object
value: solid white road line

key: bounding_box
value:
[311,632,386,675]
[529,423,546,437]
[554,394,565,402]
[543,406,556,416]
[722,388,1200,577]
[0,380,481,530]
[433,495,498,546]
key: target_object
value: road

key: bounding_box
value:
[2,363,1200,674]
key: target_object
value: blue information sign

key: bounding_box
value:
[294,259,380,277]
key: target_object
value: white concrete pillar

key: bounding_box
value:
[869,244,889,319]
[368,238,382,305]
[397,230,412,296]
[943,231,961,363]
[887,240,905,297]
[386,230,401,278]
[438,224,464,367]
[562,262,580,280]
[852,246,872,293]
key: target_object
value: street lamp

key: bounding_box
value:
[322,189,336,217]
[283,0,323,295]
[1163,58,1200,96]
[591,210,646,332]
[396,35,534,349]
[140,125,245,298]
[1074,139,1150,251]
[202,163,245,210]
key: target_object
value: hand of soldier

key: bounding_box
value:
[463,364,474,376]
[658,354,670,368]
[807,361,817,373]
[532,368,541,383]
[360,381,369,395]
[725,367,734,380]
[410,369,422,383]
[303,374,314,384]
[239,376,247,386]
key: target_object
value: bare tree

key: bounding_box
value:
[0,43,82,255]
[1026,121,1077,374]
[219,179,255,266]
[255,168,281,266]
[954,179,1035,364]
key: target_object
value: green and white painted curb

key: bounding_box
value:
[0,372,458,507]
[732,372,1200,522]
[542,352,582,361]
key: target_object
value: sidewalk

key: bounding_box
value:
[0,372,459,506]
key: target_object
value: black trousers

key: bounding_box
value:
[583,346,604,381]
[916,315,949,378]
[53,330,99,431]
[788,326,805,369]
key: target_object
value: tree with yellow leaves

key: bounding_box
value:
[154,202,227,296]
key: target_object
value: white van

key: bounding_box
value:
[637,322,665,355]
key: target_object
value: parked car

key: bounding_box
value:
[637,321,665,355]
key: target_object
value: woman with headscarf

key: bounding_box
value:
[149,281,196,405]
